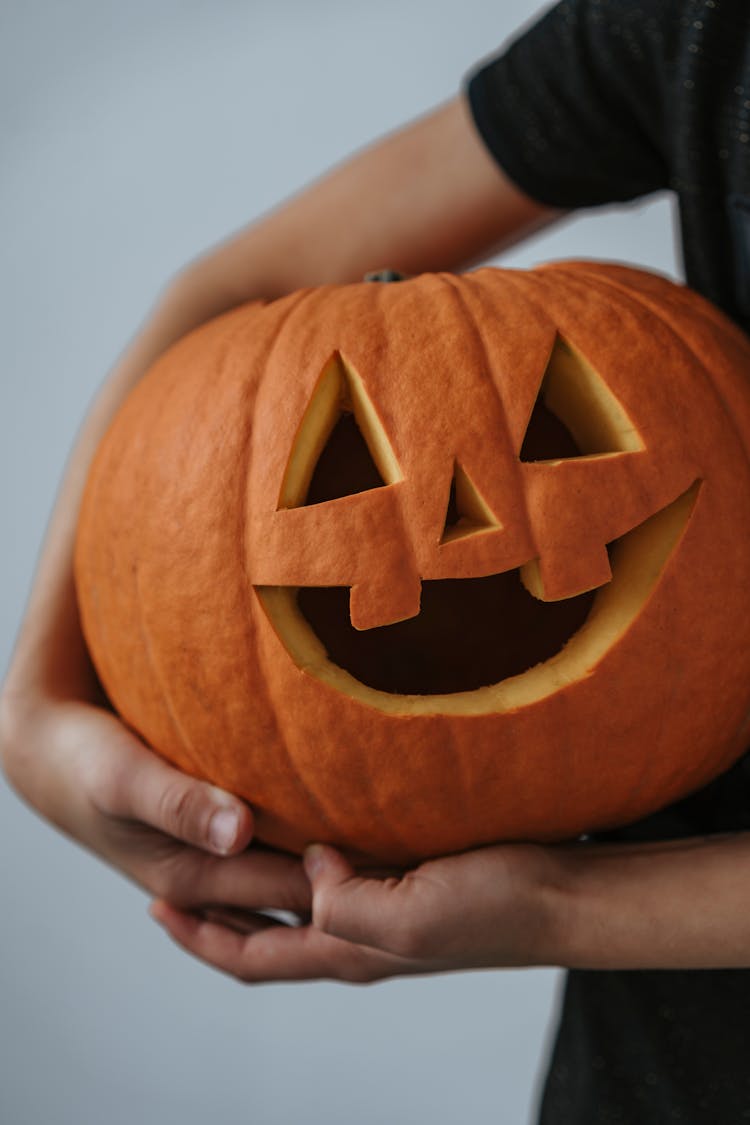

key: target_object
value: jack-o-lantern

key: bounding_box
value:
[74,262,750,865]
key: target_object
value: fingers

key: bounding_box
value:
[149,844,448,984]
[149,900,387,984]
[162,845,313,915]
[86,712,253,855]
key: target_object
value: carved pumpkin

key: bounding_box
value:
[74,262,750,865]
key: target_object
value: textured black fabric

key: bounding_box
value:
[466,0,750,330]
[539,968,750,1123]
[464,3,750,1122]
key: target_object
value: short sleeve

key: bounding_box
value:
[464,0,674,210]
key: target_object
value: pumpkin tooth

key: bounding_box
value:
[348,572,422,631]
[520,542,612,601]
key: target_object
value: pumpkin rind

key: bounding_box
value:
[74,264,750,865]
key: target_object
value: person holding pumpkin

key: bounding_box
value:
[3,1,750,1121]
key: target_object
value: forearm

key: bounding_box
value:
[550,831,750,970]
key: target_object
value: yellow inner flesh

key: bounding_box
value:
[278,351,402,509]
[541,335,644,458]
[440,462,503,544]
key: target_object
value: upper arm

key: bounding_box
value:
[184,94,563,302]
[465,0,671,211]
[290,93,564,279]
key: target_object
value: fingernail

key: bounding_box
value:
[303,844,326,879]
[209,809,240,854]
[208,785,238,805]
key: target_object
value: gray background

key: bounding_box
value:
[1,2,678,1123]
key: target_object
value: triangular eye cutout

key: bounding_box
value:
[520,334,644,462]
[440,461,502,544]
[278,351,402,509]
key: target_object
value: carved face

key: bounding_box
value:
[255,338,697,712]
[75,264,750,864]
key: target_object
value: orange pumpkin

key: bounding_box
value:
[74,262,750,865]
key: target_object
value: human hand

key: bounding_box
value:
[149,839,567,983]
[0,692,310,917]
[149,828,750,978]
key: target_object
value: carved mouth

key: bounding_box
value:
[294,569,594,695]
[256,480,699,716]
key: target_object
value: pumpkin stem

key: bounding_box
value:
[363,269,408,283]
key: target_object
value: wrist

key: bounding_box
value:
[539,838,666,971]
[537,843,607,970]
[520,844,585,968]
[537,832,750,971]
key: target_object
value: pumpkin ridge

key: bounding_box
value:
[256,280,481,856]
[540,263,750,477]
[139,309,276,787]
[372,273,424,588]
[241,289,356,844]
[466,268,559,452]
[76,325,230,765]
[247,286,425,856]
[132,561,206,776]
[241,286,311,577]
[258,591,425,857]
[438,270,535,541]
[439,270,519,452]
[249,653,357,847]
[381,277,488,843]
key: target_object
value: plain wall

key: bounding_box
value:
[0,2,679,1123]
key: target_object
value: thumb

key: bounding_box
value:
[303,844,411,954]
[303,843,356,890]
[87,714,253,855]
